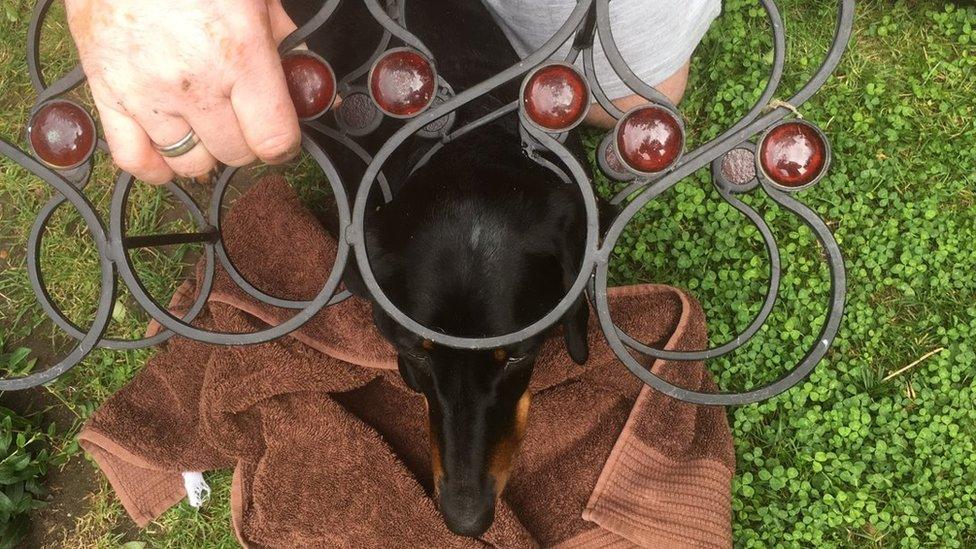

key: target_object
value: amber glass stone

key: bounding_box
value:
[758,121,828,188]
[522,63,589,131]
[28,100,96,170]
[614,105,683,175]
[369,48,436,118]
[282,51,337,120]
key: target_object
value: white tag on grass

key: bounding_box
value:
[182,471,211,508]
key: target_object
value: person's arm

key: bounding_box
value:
[583,61,689,128]
[65,0,301,183]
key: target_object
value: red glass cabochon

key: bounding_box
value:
[369,49,436,117]
[282,51,337,120]
[28,100,96,170]
[758,121,828,188]
[614,105,684,175]
[522,63,589,131]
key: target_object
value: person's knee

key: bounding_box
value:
[584,61,690,128]
[654,60,691,105]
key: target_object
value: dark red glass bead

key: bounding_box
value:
[615,105,683,175]
[28,100,96,170]
[522,63,589,131]
[369,48,436,118]
[758,121,828,188]
[282,51,336,120]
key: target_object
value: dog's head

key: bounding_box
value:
[346,130,588,536]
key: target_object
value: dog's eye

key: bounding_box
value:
[495,348,532,369]
[403,351,431,366]
[402,339,435,362]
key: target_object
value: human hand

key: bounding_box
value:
[65,0,302,183]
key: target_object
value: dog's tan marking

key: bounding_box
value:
[514,390,531,439]
[426,398,444,498]
[488,390,531,495]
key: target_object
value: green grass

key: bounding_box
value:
[1,0,975,546]
[0,402,62,547]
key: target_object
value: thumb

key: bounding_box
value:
[266,0,299,45]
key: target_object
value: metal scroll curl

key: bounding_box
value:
[0,0,852,406]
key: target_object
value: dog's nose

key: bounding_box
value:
[438,486,496,537]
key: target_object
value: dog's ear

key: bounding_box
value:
[397,355,423,392]
[556,197,590,365]
[375,308,424,392]
[342,261,369,298]
[561,295,589,365]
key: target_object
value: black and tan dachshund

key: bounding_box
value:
[285,0,592,536]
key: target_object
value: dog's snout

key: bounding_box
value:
[438,485,496,537]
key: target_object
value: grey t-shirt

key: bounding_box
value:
[482,0,721,99]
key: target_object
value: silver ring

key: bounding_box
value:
[153,129,199,158]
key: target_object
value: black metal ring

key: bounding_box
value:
[592,182,846,405]
[278,0,342,54]
[306,120,393,201]
[0,140,115,391]
[594,0,676,110]
[363,0,434,60]
[349,121,600,349]
[107,133,350,346]
[607,179,783,362]
[207,160,350,310]
[26,183,215,350]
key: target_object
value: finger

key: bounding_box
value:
[182,101,256,167]
[266,0,299,45]
[132,110,218,178]
[230,25,301,164]
[94,96,174,185]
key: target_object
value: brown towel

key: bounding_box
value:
[79,176,734,548]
